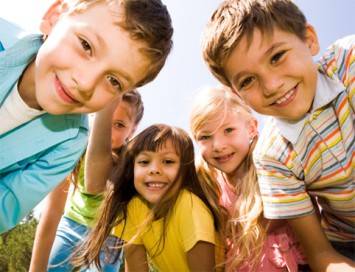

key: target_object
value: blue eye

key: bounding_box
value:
[106,75,123,93]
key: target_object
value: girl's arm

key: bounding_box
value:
[124,244,149,272]
[288,213,355,272]
[187,241,215,271]
[29,178,70,272]
[85,99,120,194]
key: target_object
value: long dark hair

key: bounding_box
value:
[72,124,214,270]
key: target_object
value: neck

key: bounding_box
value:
[224,161,248,187]
[18,60,41,110]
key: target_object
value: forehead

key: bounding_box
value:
[67,1,151,87]
[138,139,178,156]
[113,101,134,122]
[224,27,294,80]
[199,108,245,132]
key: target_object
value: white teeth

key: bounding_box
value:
[147,182,165,188]
[275,89,295,105]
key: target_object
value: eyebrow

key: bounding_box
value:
[232,41,286,85]
[88,27,134,85]
[263,41,285,57]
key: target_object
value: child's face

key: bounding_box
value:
[133,140,181,205]
[196,109,257,177]
[34,0,150,114]
[111,101,136,149]
[224,26,320,121]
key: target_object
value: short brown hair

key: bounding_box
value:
[122,89,144,125]
[202,0,307,86]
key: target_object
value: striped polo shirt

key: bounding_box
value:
[254,35,354,242]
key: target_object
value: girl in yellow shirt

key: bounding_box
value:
[73,124,221,271]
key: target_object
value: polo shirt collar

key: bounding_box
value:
[274,72,344,144]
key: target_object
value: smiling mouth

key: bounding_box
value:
[145,182,168,190]
[54,76,79,104]
[273,84,298,107]
[215,153,234,163]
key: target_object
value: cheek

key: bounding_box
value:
[111,131,126,148]
[199,143,210,156]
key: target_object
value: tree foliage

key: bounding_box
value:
[0,213,38,272]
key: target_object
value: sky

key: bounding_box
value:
[1,0,354,135]
[1,0,354,217]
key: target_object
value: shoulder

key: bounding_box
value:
[318,35,355,81]
[173,190,216,250]
[175,189,209,211]
[173,190,213,221]
[127,196,150,217]
[0,17,27,49]
[254,118,289,162]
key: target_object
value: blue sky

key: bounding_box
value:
[1,0,354,134]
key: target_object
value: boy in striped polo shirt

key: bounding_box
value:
[202,0,354,271]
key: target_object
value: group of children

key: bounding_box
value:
[0,0,353,271]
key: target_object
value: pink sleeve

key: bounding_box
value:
[261,225,306,272]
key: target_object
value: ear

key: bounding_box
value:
[304,24,320,56]
[247,118,258,140]
[40,0,68,35]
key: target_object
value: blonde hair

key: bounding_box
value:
[190,86,267,270]
[202,0,307,86]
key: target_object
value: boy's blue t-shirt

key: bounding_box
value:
[0,18,89,233]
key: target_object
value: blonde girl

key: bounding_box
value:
[190,86,305,271]
[73,124,220,271]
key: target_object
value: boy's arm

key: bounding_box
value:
[29,178,70,272]
[288,213,355,272]
[187,241,215,271]
[124,244,149,272]
[85,99,120,194]
[0,129,87,233]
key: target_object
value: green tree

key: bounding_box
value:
[0,213,38,272]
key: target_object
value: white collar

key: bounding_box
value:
[274,72,344,144]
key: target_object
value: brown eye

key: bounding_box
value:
[239,76,255,90]
[79,37,91,53]
[271,50,286,64]
[106,75,123,93]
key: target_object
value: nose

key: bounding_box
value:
[261,74,284,97]
[212,137,226,152]
[149,161,161,175]
[72,65,103,99]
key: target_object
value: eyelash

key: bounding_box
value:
[163,159,175,164]
[106,75,123,93]
[271,50,286,64]
[198,135,210,141]
[78,37,123,93]
[138,160,149,165]
[239,76,255,90]
[113,122,125,128]
[79,37,92,55]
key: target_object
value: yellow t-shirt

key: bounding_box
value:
[113,189,222,271]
